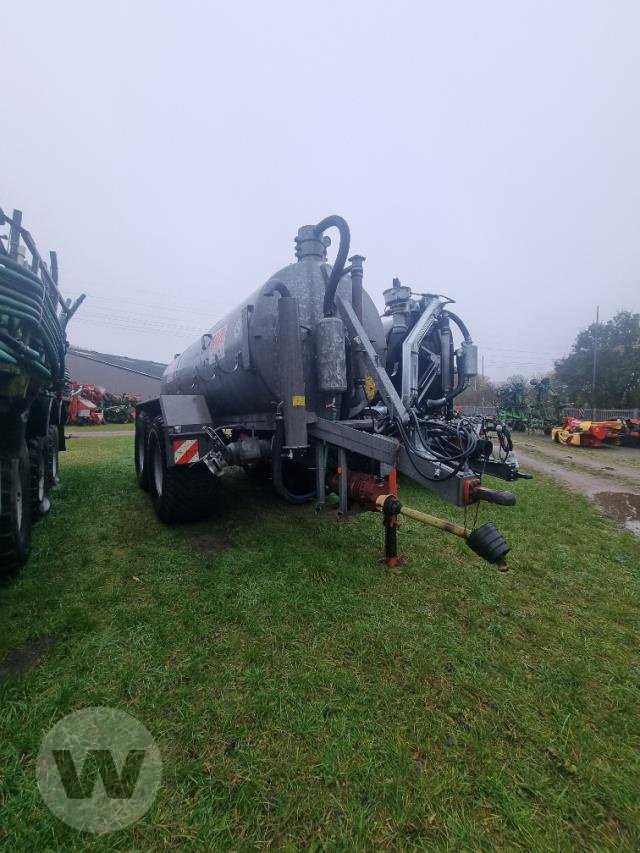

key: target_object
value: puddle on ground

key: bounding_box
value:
[0,635,58,683]
[594,492,640,537]
[190,534,232,554]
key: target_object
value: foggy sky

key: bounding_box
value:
[3,1,639,381]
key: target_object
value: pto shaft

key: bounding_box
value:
[327,471,511,570]
[374,495,510,570]
[387,501,510,570]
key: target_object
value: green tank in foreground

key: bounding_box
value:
[0,207,84,573]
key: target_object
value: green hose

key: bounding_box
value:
[0,255,65,385]
[0,345,18,365]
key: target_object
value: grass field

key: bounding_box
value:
[1,437,639,850]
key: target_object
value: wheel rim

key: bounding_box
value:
[153,440,163,496]
[136,430,145,472]
[15,477,23,530]
[38,456,45,502]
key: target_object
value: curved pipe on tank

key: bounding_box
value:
[443,310,472,344]
[271,420,316,504]
[314,215,351,317]
[264,279,291,298]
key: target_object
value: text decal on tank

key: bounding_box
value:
[208,325,227,361]
[173,438,200,465]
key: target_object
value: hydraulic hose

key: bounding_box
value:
[315,215,350,317]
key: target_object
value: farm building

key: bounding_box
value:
[66,347,166,399]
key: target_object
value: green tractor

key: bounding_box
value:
[527,378,567,435]
[496,376,529,431]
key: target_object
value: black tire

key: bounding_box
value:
[28,437,50,520]
[147,417,216,523]
[0,442,33,574]
[46,424,60,487]
[135,411,151,491]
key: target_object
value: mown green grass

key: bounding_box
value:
[1,437,639,851]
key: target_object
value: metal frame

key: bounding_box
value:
[337,295,409,424]
[309,418,476,507]
[400,296,444,408]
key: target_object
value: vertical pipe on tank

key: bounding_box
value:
[440,319,453,396]
[349,255,365,323]
[349,255,366,404]
[277,295,308,449]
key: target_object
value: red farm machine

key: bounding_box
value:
[67,382,106,425]
[551,416,633,448]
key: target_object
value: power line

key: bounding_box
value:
[86,292,221,314]
[74,308,204,330]
[70,317,201,337]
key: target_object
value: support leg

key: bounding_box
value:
[382,494,402,568]
[315,441,326,512]
[387,466,398,497]
[338,448,348,516]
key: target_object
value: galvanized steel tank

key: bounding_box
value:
[161,224,386,417]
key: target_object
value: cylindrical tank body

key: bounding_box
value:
[161,236,386,418]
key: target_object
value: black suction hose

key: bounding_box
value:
[315,215,350,317]
[423,311,474,409]
[425,351,467,410]
[271,420,316,504]
[443,310,472,343]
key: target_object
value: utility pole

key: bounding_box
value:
[592,305,599,421]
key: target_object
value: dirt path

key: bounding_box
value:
[65,431,133,438]
[513,444,640,537]
[514,437,640,488]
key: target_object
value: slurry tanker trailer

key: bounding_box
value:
[136,216,529,568]
[0,208,84,573]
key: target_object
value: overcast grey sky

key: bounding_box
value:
[3,1,639,380]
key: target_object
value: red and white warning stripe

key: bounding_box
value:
[172,438,200,465]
